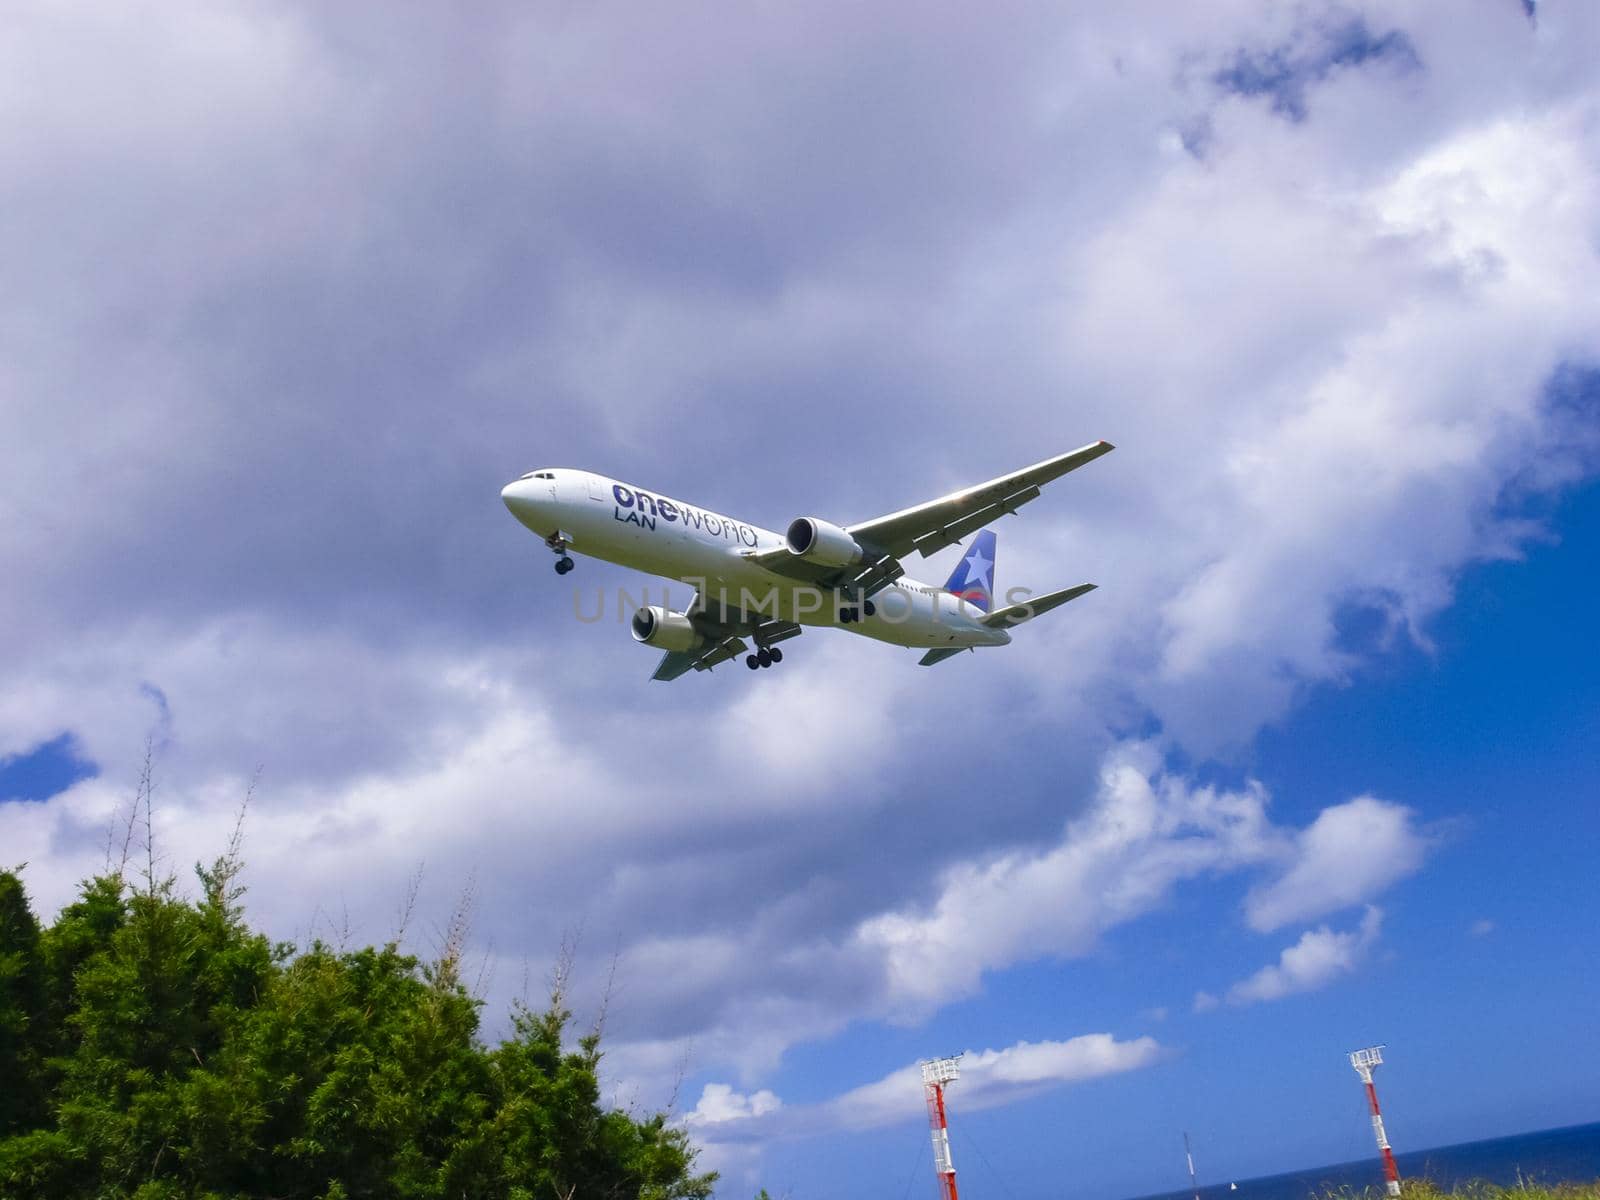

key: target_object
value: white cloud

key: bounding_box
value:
[1244,796,1432,932]
[571,745,1435,1084]
[1,0,1597,1154]
[686,1083,782,1127]
[853,747,1429,1022]
[1225,906,1384,1006]
[688,1034,1163,1145]
[856,744,1285,1016]
[1470,918,1496,937]
[680,1034,1161,1192]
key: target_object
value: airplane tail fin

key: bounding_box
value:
[942,529,997,612]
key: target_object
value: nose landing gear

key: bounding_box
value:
[544,532,575,575]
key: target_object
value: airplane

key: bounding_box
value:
[500,440,1114,680]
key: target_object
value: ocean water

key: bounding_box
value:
[1127,1122,1600,1200]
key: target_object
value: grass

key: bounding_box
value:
[1318,1182,1600,1200]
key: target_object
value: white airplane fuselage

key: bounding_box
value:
[502,468,1009,652]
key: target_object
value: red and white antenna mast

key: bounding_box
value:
[1349,1046,1401,1197]
[922,1055,964,1200]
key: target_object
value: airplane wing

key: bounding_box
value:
[848,440,1114,560]
[740,544,906,598]
[651,633,750,681]
[649,596,803,681]
[744,440,1113,591]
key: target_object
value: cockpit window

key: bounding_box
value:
[519,470,556,480]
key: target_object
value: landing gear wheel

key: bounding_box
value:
[555,556,575,575]
[757,648,773,668]
[746,654,760,670]
[864,600,877,617]
[768,646,783,663]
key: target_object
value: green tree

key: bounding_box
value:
[0,868,49,1136]
[0,854,717,1200]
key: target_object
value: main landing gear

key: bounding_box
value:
[746,646,784,670]
[554,556,575,575]
[838,599,877,623]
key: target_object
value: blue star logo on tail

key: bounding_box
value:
[942,528,997,612]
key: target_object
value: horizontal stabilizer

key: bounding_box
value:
[980,583,1096,629]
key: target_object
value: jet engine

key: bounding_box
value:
[630,606,706,652]
[784,517,863,568]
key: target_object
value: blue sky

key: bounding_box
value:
[0,735,95,802]
[741,477,1600,1200]
[2,3,1598,1198]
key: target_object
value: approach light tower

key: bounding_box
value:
[1349,1046,1401,1197]
[922,1055,964,1200]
